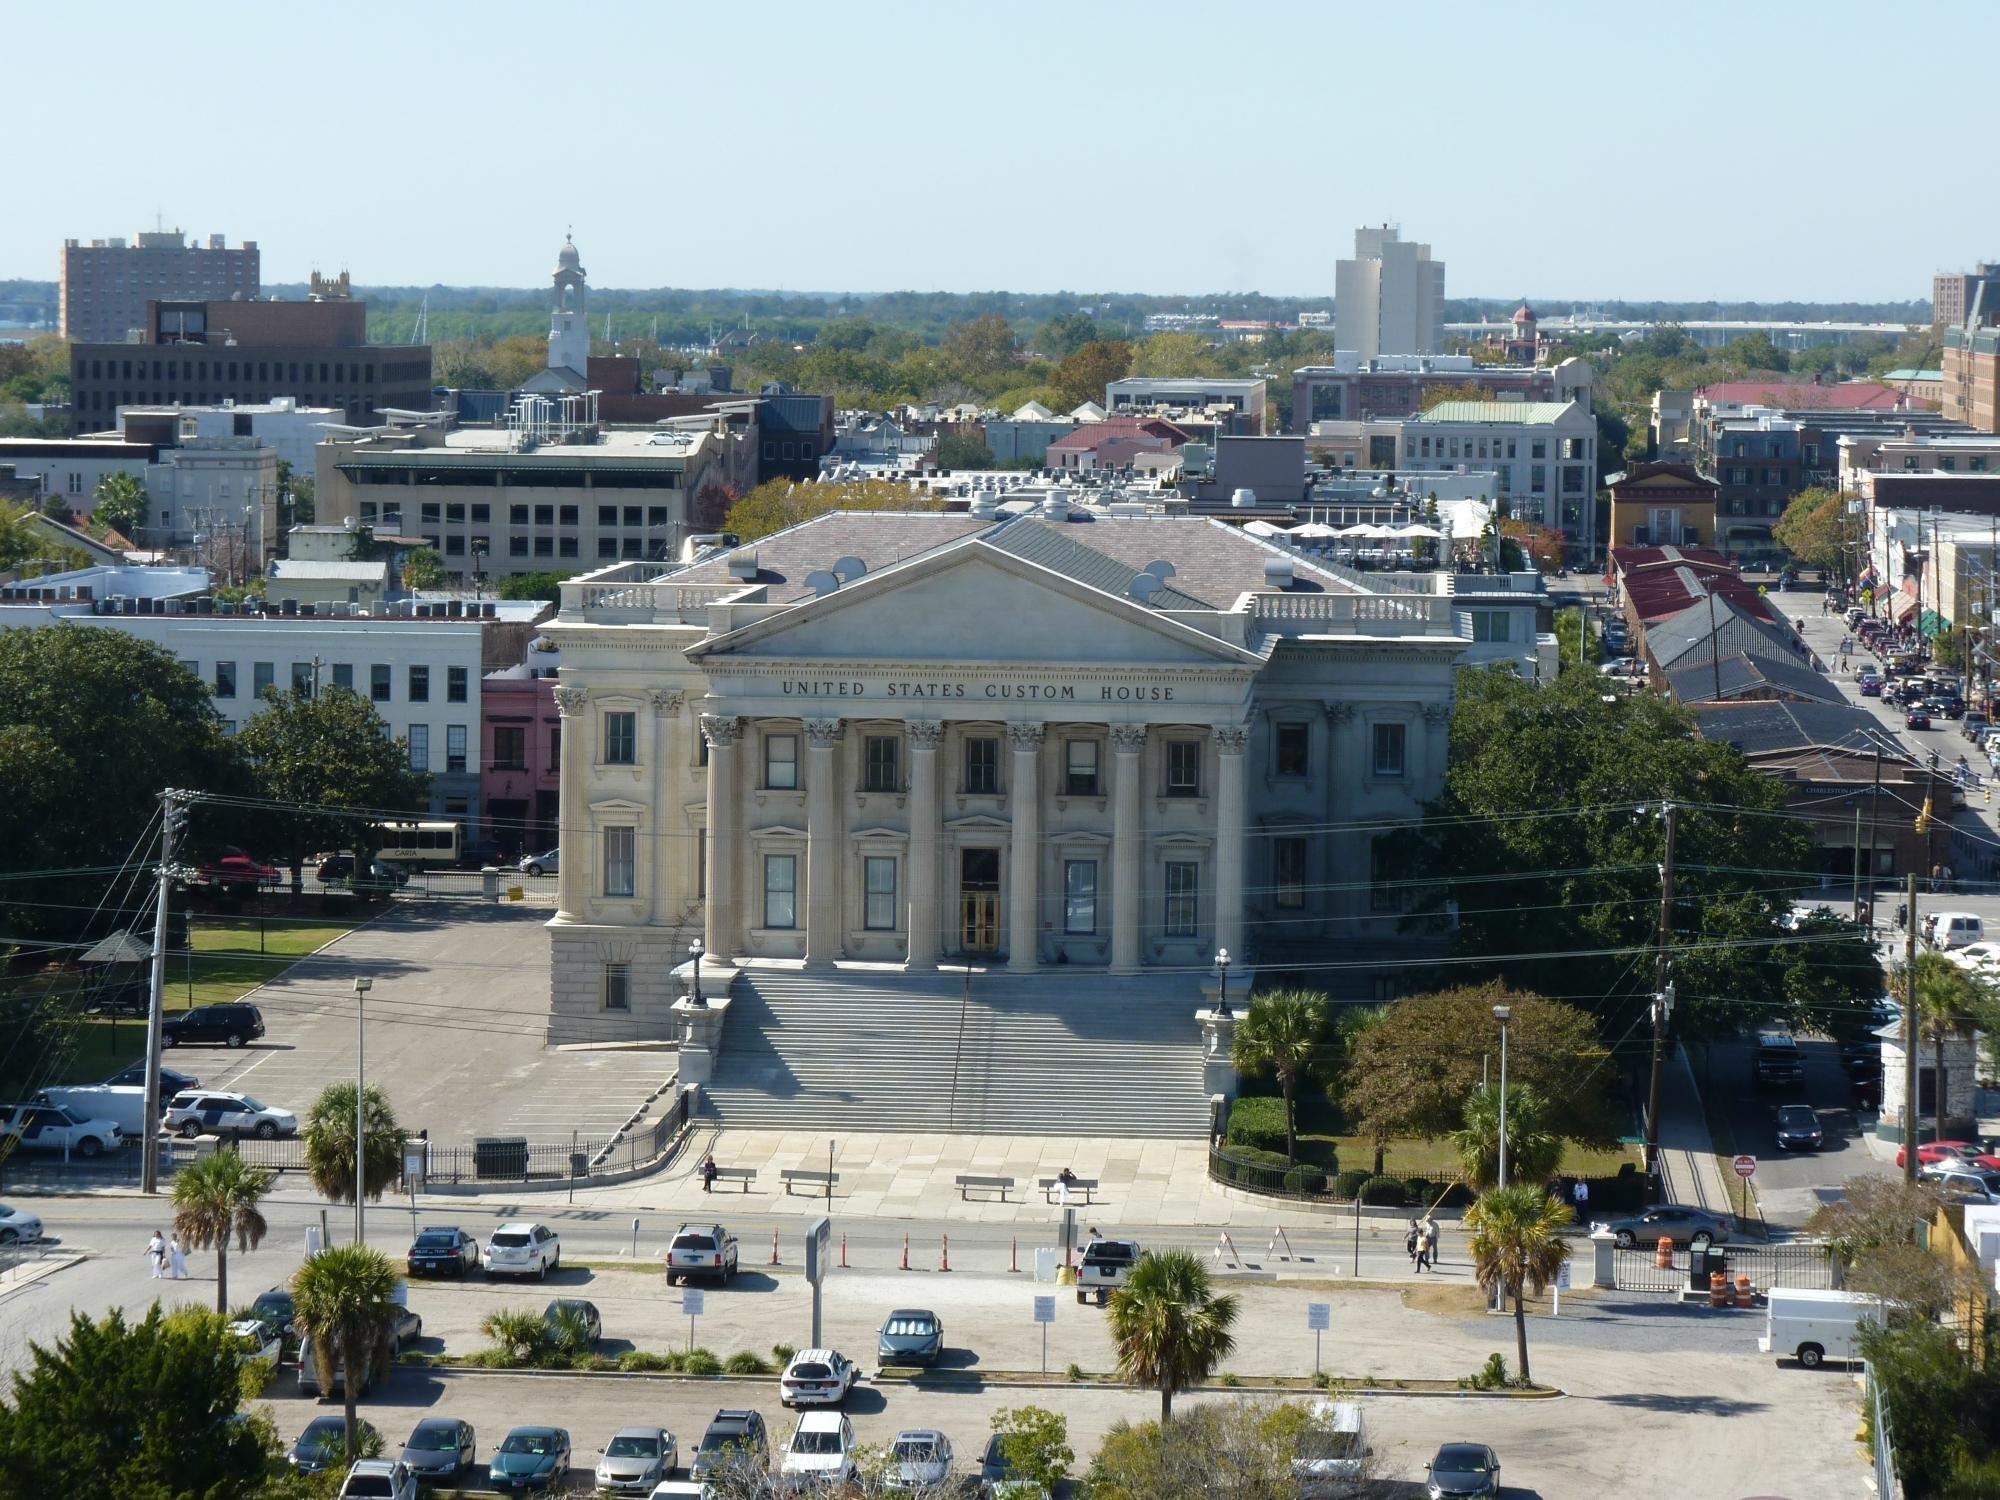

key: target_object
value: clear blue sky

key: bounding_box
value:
[8,0,1991,303]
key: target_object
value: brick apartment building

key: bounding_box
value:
[61,230,259,343]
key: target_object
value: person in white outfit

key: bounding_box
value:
[146,1231,165,1279]
[168,1236,189,1280]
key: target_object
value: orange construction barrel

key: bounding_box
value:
[1734,1273,1753,1308]
[1709,1272,1729,1307]
[1656,1236,1674,1268]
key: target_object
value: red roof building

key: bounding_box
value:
[1044,416,1191,472]
[1608,543,1781,629]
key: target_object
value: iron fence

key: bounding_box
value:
[1613,1240,1841,1294]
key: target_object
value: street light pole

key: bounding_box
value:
[353,976,372,1244]
[1214,948,1232,1019]
[688,939,706,1008]
[1494,1005,1512,1190]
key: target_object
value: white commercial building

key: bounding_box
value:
[1335,225,1445,359]
[118,398,345,477]
[1105,378,1268,431]
[0,431,279,560]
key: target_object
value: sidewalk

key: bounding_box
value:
[1656,1043,1733,1216]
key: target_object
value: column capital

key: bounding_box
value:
[552,684,590,718]
[1213,724,1251,755]
[1423,700,1454,727]
[905,719,945,750]
[1324,700,1356,724]
[804,717,845,747]
[649,687,685,716]
[1007,722,1046,751]
[1109,724,1148,755]
[699,713,743,749]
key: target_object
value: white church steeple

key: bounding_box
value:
[546,231,589,380]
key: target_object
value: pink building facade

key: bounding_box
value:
[481,674,560,859]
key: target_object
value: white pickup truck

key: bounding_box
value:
[0,1101,122,1158]
[1075,1237,1140,1305]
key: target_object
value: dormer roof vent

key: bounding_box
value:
[1263,555,1295,590]
[727,548,759,581]
[831,555,867,583]
[1129,573,1163,604]
[1142,560,1177,581]
[804,569,841,597]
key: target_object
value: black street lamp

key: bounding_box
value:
[1214,947,1232,1020]
[688,938,706,1009]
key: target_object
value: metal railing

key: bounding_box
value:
[1868,1361,1903,1499]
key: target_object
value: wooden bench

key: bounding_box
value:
[780,1168,840,1197]
[955,1174,1016,1201]
[1039,1175,1100,1204]
[703,1166,756,1192]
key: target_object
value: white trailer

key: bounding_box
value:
[1758,1286,1882,1368]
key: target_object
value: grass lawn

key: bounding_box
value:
[1293,1133,1638,1180]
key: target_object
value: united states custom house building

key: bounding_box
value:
[539,508,1467,1035]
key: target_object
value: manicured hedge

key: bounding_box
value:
[1357,1175,1408,1206]
[1225,1096,1289,1153]
[1332,1168,1372,1200]
[1212,1145,1292,1188]
[1283,1164,1326,1194]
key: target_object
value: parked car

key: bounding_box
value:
[593,1426,677,1495]
[1897,1139,2000,1170]
[488,1426,571,1493]
[666,1223,740,1284]
[485,1222,561,1279]
[518,849,560,877]
[1859,675,1884,697]
[0,1101,121,1158]
[1425,1442,1501,1498]
[1964,713,1992,742]
[1921,1164,2000,1205]
[1751,1032,1805,1087]
[38,1085,152,1138]
[884,1429,953,1492]
[978,1431,1049,1498]
[779,1348,858,1408]
[197,852,281,890]
[298,1293,422,1396]
[0,1202,45,1244]
[336,1459,416,1500]
[1596,1204,1731,1250]
[1925,912,1986,951]
[406,1226,480,1278]
[398,1417,477,1484]
[690,1410,769,1482]
[1774,1103,1824,1152]
[780,1412,858,1490]
[1293,1399,1369,1497]
[291,1417,378,1474]
[543,1298,601,1345]
[348,861,412,895]
[1076,1236,1140,1305]
[161,1002,265,1049]
[456,839,507,871]
[163,1090,297,1140]
[102,1063,198,1094]
[226,1317,283,1366]
[877,1308,944,1366]
[1905,707,1932,730]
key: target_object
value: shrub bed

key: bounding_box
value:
[1225,1096,1290,1153]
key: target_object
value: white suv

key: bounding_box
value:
[779,1411,857,1490]
[164,1091,298,1141]
[779,1348,858,1408]
[485,1222,561,1279]
[666,1223,740,1284]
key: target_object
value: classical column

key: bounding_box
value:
[904,720,944,970]
[1325,702,1357,926]
[1424,700,1454,793]
[803,717,844,970]
[1006,722,1045,971]
[1213,724,1250,960]
[551,685,589,922]
[1109,724,1148,973]
[700,714,742,959]
[648,688,684,926]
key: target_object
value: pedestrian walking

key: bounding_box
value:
[1405,1218,1421,1265]
[1417,1216,1438,1273]
[146,1230,165,1279]
[700,1153,717,1193]
[168,1235,189,1280]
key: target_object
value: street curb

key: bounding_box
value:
[0,1250,89,1293]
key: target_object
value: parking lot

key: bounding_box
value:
[177,902,672,1146]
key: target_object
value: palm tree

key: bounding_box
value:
[170,1149,271,1314]
[1105,1249,1239,1424]
[1464,1185,1573,1386]
[302,1082,406,1209]
[1230,989,1329,1162]
[1452,1082,1564,1193]
[1895,954,1987,1144]
[291,1244,401,1460]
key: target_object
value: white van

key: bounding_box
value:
[1292,1400,1368,1496]
[38,1086,151,1138]
[1758,1287,1882,1368]
[1926,912,1984,950]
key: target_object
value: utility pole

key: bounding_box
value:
[1903,871,1920,1186]
[354,977,372,1243]
[141,790,187,1195]
[1861,742,1883,928]
[1643,801,1678,1187]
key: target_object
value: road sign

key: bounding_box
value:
[1556,1261,1572,1291]
[1033,1296,1056,1324]
[1733,1154,1758,1179]
[805,1217,832,1288]
[1306,1302,1331,1332]
[681,1287,705,1316]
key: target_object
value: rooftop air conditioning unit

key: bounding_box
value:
[1232,488,1258,508]
[727,548,760,581]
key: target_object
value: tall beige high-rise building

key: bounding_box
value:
[1334,225,1445,359]
[60,231,259,343]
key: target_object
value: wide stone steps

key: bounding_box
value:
[701,967,1209,1137]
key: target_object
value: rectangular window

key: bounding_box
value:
[623,505,642,527]
[370,664,391,702]
[765,733,798,790]
[598,505,617,527]
[1166,740,1202,797]
[494,725,526,769]
[602,826,636,898]
[1472,611,1512,643]
[471,504,490,523]
[550,723,562,768]
[534,504,554,526]
[1275,837,1307,909]
[598,537,619,559]
[408,665,429,702]
[1165,860,1199,936]
[558,537,578,558]
[446,724,467,774]
[331,663,354,691]
[407,724,429,772]
[510,536,529,557]
[965,736,999,795]
[864,856,897,930]
[535,537,554,557]
[557,505,579,527]
[1063,859,1099,934]
[864,734,900,793]
[1370,837,1405,913]
[510,504,529,525]
[602,962,630,1011]
[291,661,313,694]
[1274,722,1309,778]
[214,660,237,698]
[447,666,467,703]
[763,854,797,929]
[1372,721,1406,778]
[253,661,275,698]
[1065,738,1099,795]
[603,710,637,765]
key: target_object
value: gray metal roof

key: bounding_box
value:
[982,518,1209,610]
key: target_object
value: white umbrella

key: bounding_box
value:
[1287,522,1340,538]
[1395,524,1446,538]
[1335,523,1379,537]
[1241,519,1287,539]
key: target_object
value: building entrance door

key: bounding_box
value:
[960,848,1000,954]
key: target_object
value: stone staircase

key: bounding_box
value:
[701,965,1210,1137]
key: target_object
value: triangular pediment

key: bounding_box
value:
[690,542,1260,668]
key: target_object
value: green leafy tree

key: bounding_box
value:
[1772,486,1848,572]
[1038,312,1101,361]
[940,314,1020,384]
[1086,1399,1321,1499]
[1894,953,1994,1145]
[498,571,573,604]
[724,477,942,543]
[235,686,432,892]
[1453,1082,1565,1192]
[38,493,74,526]
[171,1149,272,1314]
[1049,339,1135,411]
[1724,332,1790,372]
[988,1406,1073,1493]
[90,470,148,538]
[1229,989,1329,1161]
[289,1244,402,1462]
[401,546,446,591]
[1859,1315,2000,1496]
[302,1081,407,1210]
[1130,332,1216,378]
[1464,1186,1573,1386]
[935,433,995,470]
[0,1306,272,1500]
[1105,1249,1240,1424]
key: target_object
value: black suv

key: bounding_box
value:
[691,1411,769,1480]
[1751,1032,1804,1087]
[161,1003,265,1049]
